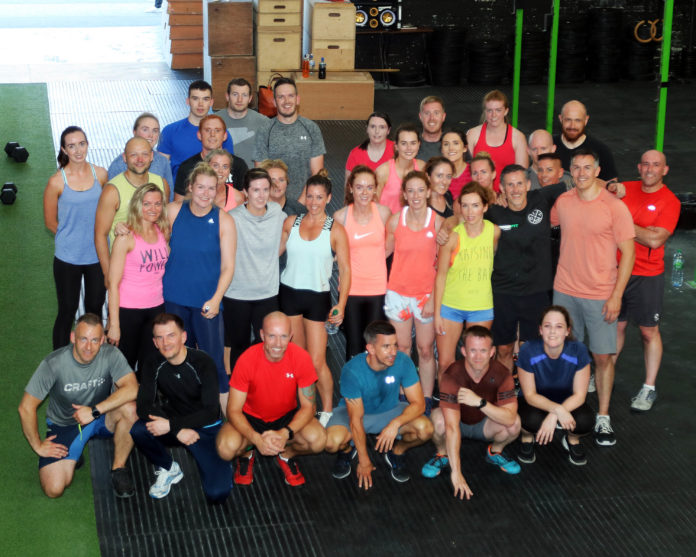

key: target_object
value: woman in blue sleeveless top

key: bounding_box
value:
[43,126,108,349]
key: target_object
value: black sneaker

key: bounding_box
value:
[384,450,410,483]
[594,415,616,447]
[517,441,536,464]
[111,467,135,498]
[332,447,357,480]
[562,435,587,466]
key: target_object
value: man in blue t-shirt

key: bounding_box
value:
[158,79,234,182]
[325,321,433,487]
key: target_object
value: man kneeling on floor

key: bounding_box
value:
[216,311,326,486]
[18,313,138,498]
[325,321,433,488]
[130,313,232,502]
[422,326,520,499]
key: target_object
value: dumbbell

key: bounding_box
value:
[1,182,17,204]
[4,142,29,163]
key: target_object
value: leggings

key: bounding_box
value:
[223,295,278,372]
[117,305,164,374]
[343,294,385,360]
[518,397,594,436]
[52,257,105,349]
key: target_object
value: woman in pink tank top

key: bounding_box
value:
[208,149,245,212]
[376,123,425,214]
[107,184,170,374]
[466,90,528,192]
[385,171,443,414]
[334,165,391,360]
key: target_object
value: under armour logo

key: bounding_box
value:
[286,373,294,379]
[385,376,395,384]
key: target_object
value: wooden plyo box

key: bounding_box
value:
[256,26,302,70]
[206,56,257,110]
[311,38,355,70]
[292,71,374,120]
[310,1,356,41]
[206,1,253,56]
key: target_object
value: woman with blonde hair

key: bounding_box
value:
[107,183,170,372]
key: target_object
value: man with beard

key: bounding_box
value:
[94,137,170,283]
[173,114,248,200]
[553,100,617,182]
[215,78,269,168]
[417,96,446,161]
[254,78,325,202]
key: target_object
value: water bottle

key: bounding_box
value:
[325,309,340,335]
[318,57,327,79]
[302,54,310,78]
[309,53,315,76]
[672,250,684,288]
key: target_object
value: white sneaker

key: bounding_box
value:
[318,411,333,428]
[149,461,184,499]
[631,386,657,412]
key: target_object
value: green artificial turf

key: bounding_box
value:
[0,83,101,557]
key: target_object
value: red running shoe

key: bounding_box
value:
[276,455,306,486]
[234,452,255,485]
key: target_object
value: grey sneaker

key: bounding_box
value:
[631,386,657,413]
[594,415,616,447]
[149,461,184,499]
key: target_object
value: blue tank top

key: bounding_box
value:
[280,213,334,292]
[55,164,101,265]
[163,202,221,308]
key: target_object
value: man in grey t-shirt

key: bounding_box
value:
[18,313,138,498]
[215,77,269,169]
[254,78,325,202]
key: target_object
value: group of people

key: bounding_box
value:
[22,77,680,502]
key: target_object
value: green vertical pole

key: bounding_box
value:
[512,9,523,127]
[655,0,674,150]
[546,0,560,132]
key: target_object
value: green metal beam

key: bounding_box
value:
[546,0,560,132]
[512,8,523,127]
[655,0,674,150]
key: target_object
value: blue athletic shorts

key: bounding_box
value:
[38,415,112,469]
[440,304,494,324]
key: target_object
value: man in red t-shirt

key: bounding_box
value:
[421,327,520,500]
[614,150,681,413]
[216,312,326,486]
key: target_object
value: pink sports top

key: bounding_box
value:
[343,203,387,296]
[380,159,421,214]
[223,184,240,212]
[472,122,516,192]
[448,164,472,200]
[387,207,438,298]
[119,227,168,309]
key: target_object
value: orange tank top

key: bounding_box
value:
[387,207,438,297]
[343,203,387,296]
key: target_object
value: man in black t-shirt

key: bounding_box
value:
[485,165,566,372]
[553,100,617,182]
[130,313,232,502]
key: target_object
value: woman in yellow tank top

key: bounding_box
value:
[433,182,501,376]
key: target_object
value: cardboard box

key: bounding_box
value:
[292,71,374,120]
[311,38,354,70]
[205,56,257,110]
[256,26,302,70]
[311,1,355,40]
[206,1,253,56]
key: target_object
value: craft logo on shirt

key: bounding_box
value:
[527,209,543,225]
[286,372,295,379]
[385,376,395,384]
[64,377,106,392]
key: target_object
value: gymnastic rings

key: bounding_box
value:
[634,19,663,43]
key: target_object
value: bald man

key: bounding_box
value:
[613,150,680,412]
[216,311,326,487]
[553,100,617,182]
[95,137,170,284]
[527,129,572,190]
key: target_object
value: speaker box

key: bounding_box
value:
[352,1,401,30]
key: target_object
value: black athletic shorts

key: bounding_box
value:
[619,274,664,327]
[244,409,297,434]
[492,291,550,345]
[279,283,331,322]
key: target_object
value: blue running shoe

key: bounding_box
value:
[485,445,521,475]
[421,454,449,478]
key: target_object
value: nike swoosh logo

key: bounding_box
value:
[354,232,373,240]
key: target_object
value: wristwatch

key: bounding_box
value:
[478,398,487,409]
[284,425,294,440]
[92,407,101,419]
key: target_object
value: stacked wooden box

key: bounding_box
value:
[164,0,204,69]
[203,1,255,109]
[309,0,356,71]
[255,0,303,88]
